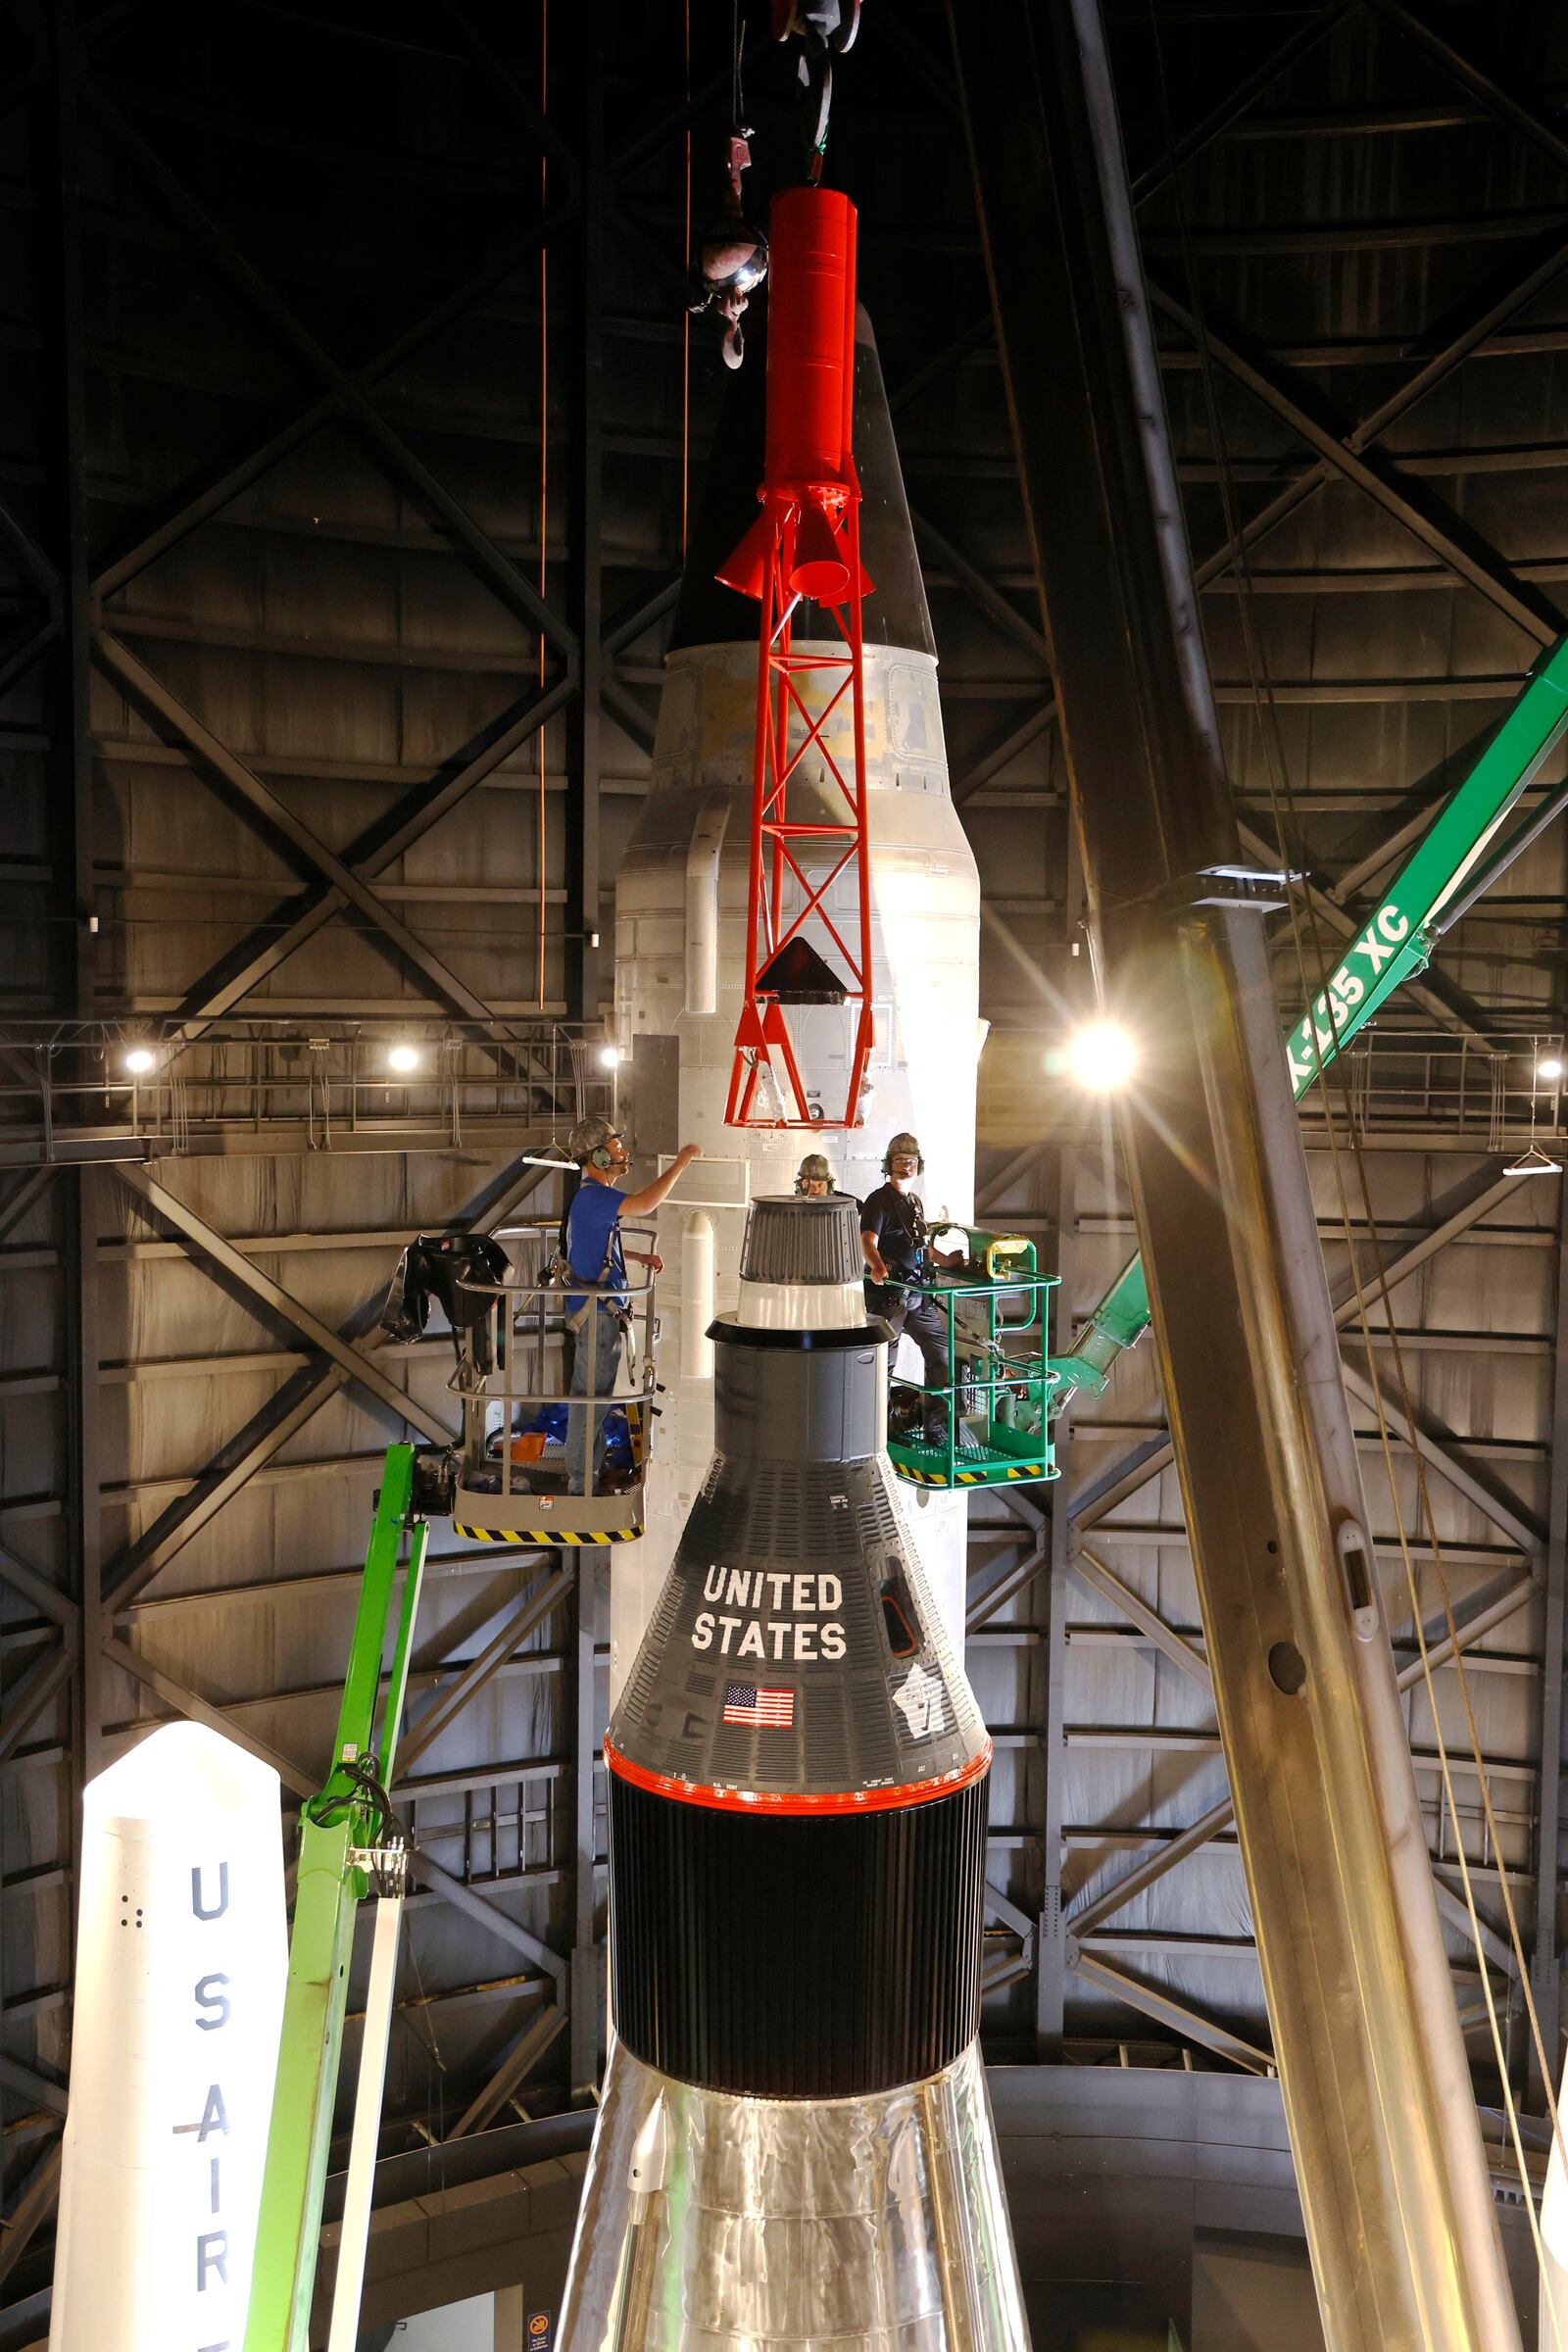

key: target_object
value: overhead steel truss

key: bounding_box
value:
[4,0,1568,2324]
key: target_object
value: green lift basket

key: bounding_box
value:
[885,1229,1059,1491]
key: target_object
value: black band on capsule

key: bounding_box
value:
[706,1319,892,1349]
[608,1770,987,2099]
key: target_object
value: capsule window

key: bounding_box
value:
[880,1570,917,1658]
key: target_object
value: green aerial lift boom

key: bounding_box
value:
[245,1443,431,2352]
[1048,633,1568,1412]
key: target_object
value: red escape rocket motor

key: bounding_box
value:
[556,1196,1031,2347]
[721,187,881,1133]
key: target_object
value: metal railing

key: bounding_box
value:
[0,1017,610,1153]
[452,1217,660,1505]
[1293,1027,1567,1147]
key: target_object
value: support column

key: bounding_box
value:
[950,4,1520,2346]
[1035,1144,1073,2047]
[67,1169,103,1794]
[569,1553,601,2099]
[1531,1174,1568,2108]
[48,0,96,1016]
[565,38,604,1025]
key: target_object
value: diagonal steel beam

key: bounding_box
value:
[101,1634,317,1796]
[966,1537,1047,1633]
[106,1364,350,1611]
[1068,1947,1272,2074]
[911,506,1051,667]
[1068,1796,1238,1940]
[397,1568,572,1772]
[985,1880,1038,1944]
[1330,1166,1528,1326]
[976,1140,1050,1217]
[1364,0,1568,181]
[1071,1168,1535,1533]
[952,701,1055,808]
[0,1165,57,1249]
[1340,1356,1546,1557]
[1190,229,1568,606]
[1150,277,1564,649]
[87,90,578,659]
[407,1840,566,1986]
[104,1152,558,1608]
[1066,1572,1539,1939]
[0,2136,62,2290]
[0,1635,77,1766]
[0,2053,67,2119]
[1238,819,1508,1056]
[114,1164,454,1446]
[172,672,578,1041]
[96,631,512,1030]
[446,2001,568,2139]
[91,206,576,605]
[888,10,1349,431]
[603,576,680,659]
[0,1539,77,1629]
[1071,1544,1211,1688]
[1129,1,1349,209]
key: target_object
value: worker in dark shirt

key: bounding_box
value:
[563,1115,701,1493]
[860,1131,962,1446]
[796,1151,836,1198]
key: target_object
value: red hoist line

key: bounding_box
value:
[720,185,875,1131]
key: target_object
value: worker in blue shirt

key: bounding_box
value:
[563,1115,701,1494]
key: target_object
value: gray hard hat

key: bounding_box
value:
[796,1152,835,1192]
[567,1114,617,1165]
[884,1130,923,1170]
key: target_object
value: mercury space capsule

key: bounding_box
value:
[557,1194,1030,2347]
[612,187,983,1693]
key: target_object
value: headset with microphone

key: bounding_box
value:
[882,1132,925,1178]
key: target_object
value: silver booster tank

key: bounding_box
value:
[558,1196,1030,2350]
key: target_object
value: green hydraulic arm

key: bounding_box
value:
[245,1443,430,2352]
[1049,633,1568,1412]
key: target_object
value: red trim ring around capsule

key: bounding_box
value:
[601,1733,992,1817]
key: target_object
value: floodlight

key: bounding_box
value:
[1064,1019,1137,1092]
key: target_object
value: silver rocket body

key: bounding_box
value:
[558,1198,1029,2351]
[563,2039,1028,2349]
[611,312,982,1698]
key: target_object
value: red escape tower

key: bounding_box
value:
[719,184,875,1131]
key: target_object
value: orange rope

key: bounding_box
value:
[536,0,549,1009]
[681,0,692,558]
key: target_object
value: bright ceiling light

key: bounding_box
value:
[122,1046,156,1075]
[386,1041,421,1074]
[598,1044,621,1069]
[1538,1054,1565,1084]
[1064,1019,1138,1093]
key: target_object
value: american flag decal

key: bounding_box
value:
[723,1683,795,1729]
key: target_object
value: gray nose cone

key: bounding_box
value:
[671,303,936,660]
[739,1195,863,1287]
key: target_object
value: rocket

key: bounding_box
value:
[612,186,983,1693]
[557,1192,1030,2346]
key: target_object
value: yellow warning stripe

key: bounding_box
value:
[895,1462,1046,1488]
[454,1524,641,1547]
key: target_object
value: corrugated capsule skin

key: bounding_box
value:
[559,1200,1030,2350]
